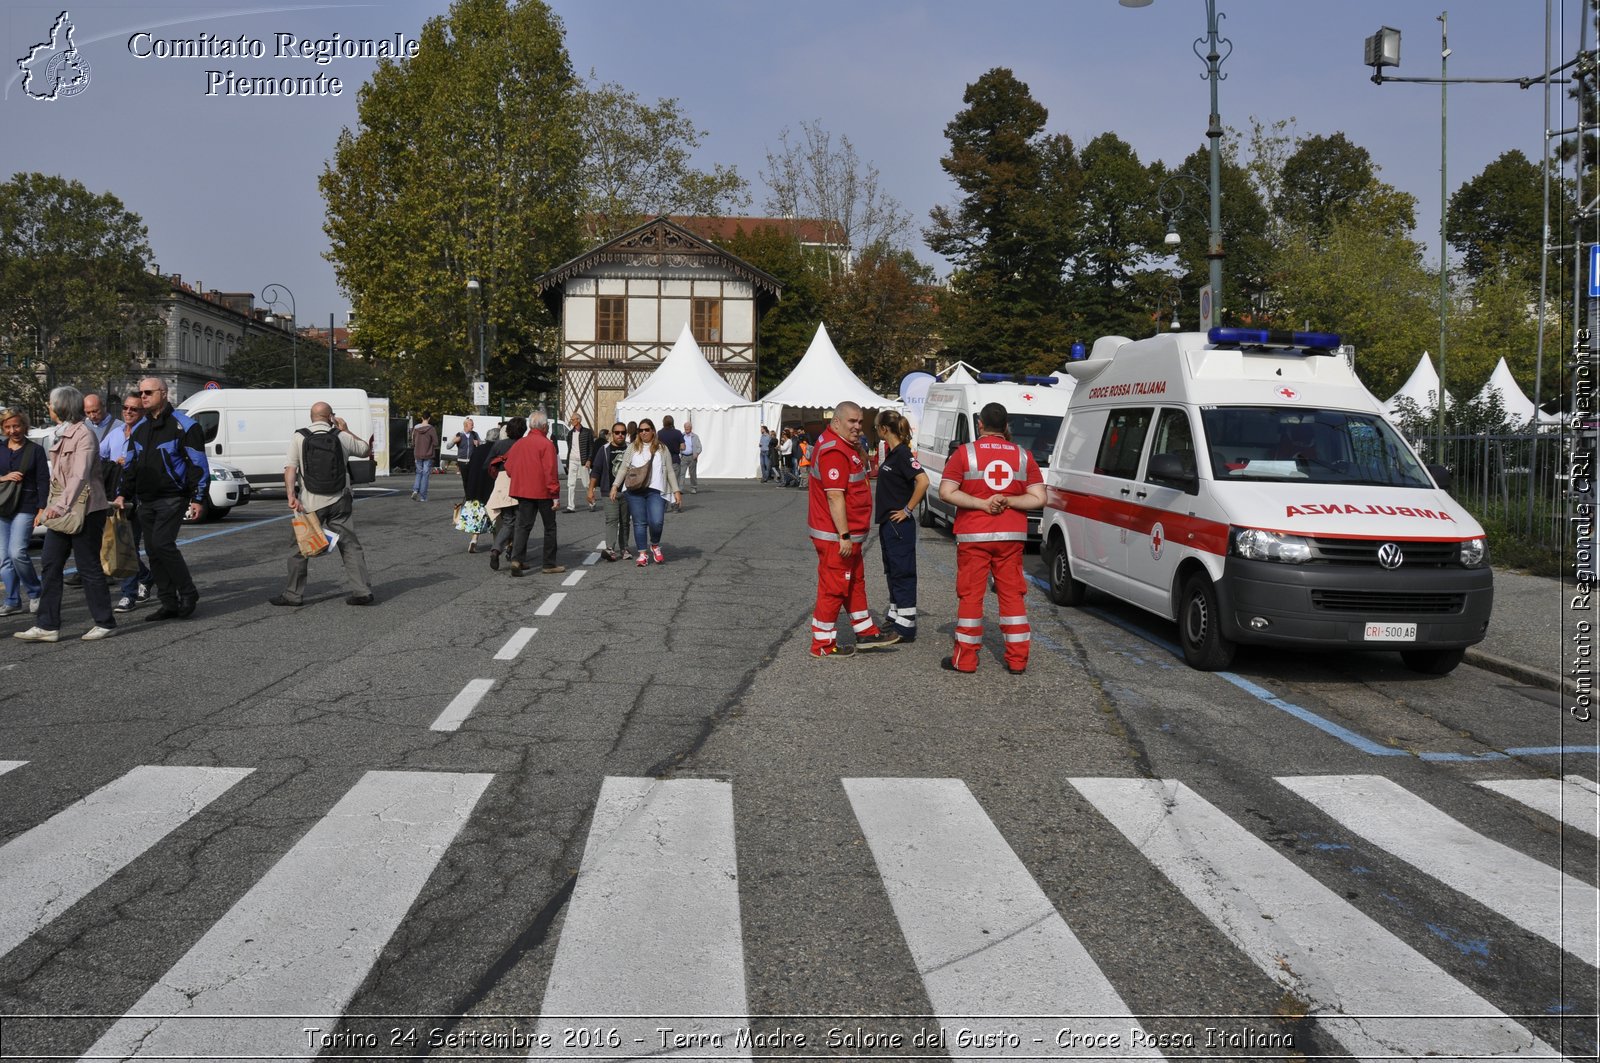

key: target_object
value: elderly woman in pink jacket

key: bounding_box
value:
[15,386,116,643]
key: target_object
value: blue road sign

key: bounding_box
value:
[1590,245,1600,297]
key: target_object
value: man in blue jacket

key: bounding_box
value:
[113,377,209,620]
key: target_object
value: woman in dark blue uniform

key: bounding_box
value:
[873,410,929,642]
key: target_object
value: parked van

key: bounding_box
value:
[915,371,1075,540]
[176,388,376,488]
[1040,328,1492,674]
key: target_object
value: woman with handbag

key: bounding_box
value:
[0,408,48,617]
[15,386,116,643]
[609,417,680,566]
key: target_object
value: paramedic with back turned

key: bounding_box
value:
[113,377,209,621]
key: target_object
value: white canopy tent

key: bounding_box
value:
[760,323,899,428]
[1383,351,1453,422]
[615,324,761,478]
[1473,357,1557,425]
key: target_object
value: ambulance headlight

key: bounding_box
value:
[1459,537,1486,567]
[1231,527,1313,564]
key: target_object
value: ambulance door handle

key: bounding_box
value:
[1135,489,1149,499]
[1118,487,1131,497]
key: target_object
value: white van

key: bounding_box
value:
[1040,329,1492,675]
[439,414,568,468]
[177,388,377,489]
[915,371,1075,541]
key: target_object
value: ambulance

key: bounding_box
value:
[1040,328,1493,674]
[916,371,1075,541]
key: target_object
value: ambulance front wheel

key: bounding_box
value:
[1044,536,1087,606]
[1179,573,1236,671]
[1400,647,1465,675]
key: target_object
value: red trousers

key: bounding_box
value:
[951,540,1029,672]
[811,540,879,651]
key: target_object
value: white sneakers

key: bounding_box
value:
[82,626,116,641]
[13,627,58,642]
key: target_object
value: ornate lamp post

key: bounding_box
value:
[261,283,297,389]
[466,278,486,416]
[1121,0,1229,319]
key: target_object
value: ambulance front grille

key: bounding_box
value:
[1308,537,1460,566]
[1310,590,1465,614]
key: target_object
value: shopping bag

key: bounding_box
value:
[292,509,331,557]
[101,509,139,579]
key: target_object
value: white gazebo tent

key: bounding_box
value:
[1383,351,1453,423]
[760,323,899,428]
[615,324,761,478]
[1473,357,1556,426]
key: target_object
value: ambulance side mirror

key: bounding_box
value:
[1427,463,1452,491]
[1147,452,1199,494]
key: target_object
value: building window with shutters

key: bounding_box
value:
[692,298,722,344]
[596,296,626,344]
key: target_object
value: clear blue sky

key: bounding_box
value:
[3,1,1577,328]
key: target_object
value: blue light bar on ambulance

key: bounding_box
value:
[976,372,1060,386]
[1208,327,1342,351]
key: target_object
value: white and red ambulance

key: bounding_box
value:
[1040,328,1493,674]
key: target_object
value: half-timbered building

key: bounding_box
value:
[534,216,782,431]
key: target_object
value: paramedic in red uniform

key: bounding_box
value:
[938,401,1046,674]
[808,401,899,658]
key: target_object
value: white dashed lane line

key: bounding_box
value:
[494,628,538,661]
[430,679,495,732]
[562,569,587,587]
[535,593,566,617]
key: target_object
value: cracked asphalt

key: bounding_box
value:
[0,476,1594,1059]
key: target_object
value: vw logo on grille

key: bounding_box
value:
[1376,542,1405,569]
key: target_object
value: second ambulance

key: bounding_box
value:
[1040,328,1493,674]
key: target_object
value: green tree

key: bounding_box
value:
[1451,268,1549,405]
[1067,133,1159,340]
[320,0,584,416]
[578,77,749,244]
[926,68,1075,372]
[1162,147,1273,326]
[1277,132,1380,242]
[823,244,939,392]
[1270,184,1436,400]
[1447,149,1547,285]
[0,172,164,407]
[761,120,912,273]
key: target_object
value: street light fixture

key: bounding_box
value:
[1122,0,1229,320]
[261,283,297,390]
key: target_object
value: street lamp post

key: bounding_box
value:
[1121,0,1229,319]
[262,283,297,390]
[1156,172,1214,326]
[466,278,486,416]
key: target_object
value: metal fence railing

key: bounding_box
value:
[1406,432,1584,550]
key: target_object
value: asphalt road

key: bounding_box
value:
[0,476,1594,1061]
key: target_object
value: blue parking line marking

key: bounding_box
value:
[1032,584,1589,764]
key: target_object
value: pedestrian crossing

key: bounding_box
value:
[0,764,1591,1060]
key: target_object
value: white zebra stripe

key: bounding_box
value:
[1478,776,1600,838]
[0,760,27,777]
[1280,774,1598,966]
[844,778,1161,1058]
[1072,777,1555,1059]
[84,769,492,1061]
[531,777,748,1059]
[0,765,251,962]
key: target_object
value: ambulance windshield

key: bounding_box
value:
[1008,413,1063,467]
[1200,407,1432,488]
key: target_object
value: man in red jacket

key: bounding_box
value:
[937,402,1045,674]
[504,411,564,575]
[807,401,898,657]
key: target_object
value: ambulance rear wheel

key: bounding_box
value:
[919,498,936,528]
[1045,537,1086,606]
[1179,573,1236,671]
[1400,647,1465,675]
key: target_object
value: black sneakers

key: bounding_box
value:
[855,631,901,651]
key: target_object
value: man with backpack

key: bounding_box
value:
[270,402,375,607]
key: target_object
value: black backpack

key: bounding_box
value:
[298,427,347,494]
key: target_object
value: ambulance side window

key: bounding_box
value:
[1093,408,1153,480]
[952,413,971,451]
[1144,409,1197,487]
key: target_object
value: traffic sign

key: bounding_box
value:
[472,381,489,407]
[1589,245,1600,298]
[1199,285,1214,332]
[204,380,220,390]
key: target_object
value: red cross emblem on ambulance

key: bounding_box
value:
[1150,521,1165,560]
[983,460,1015,490]
[1276,386,1300,400]
[1021,392,1035,402]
